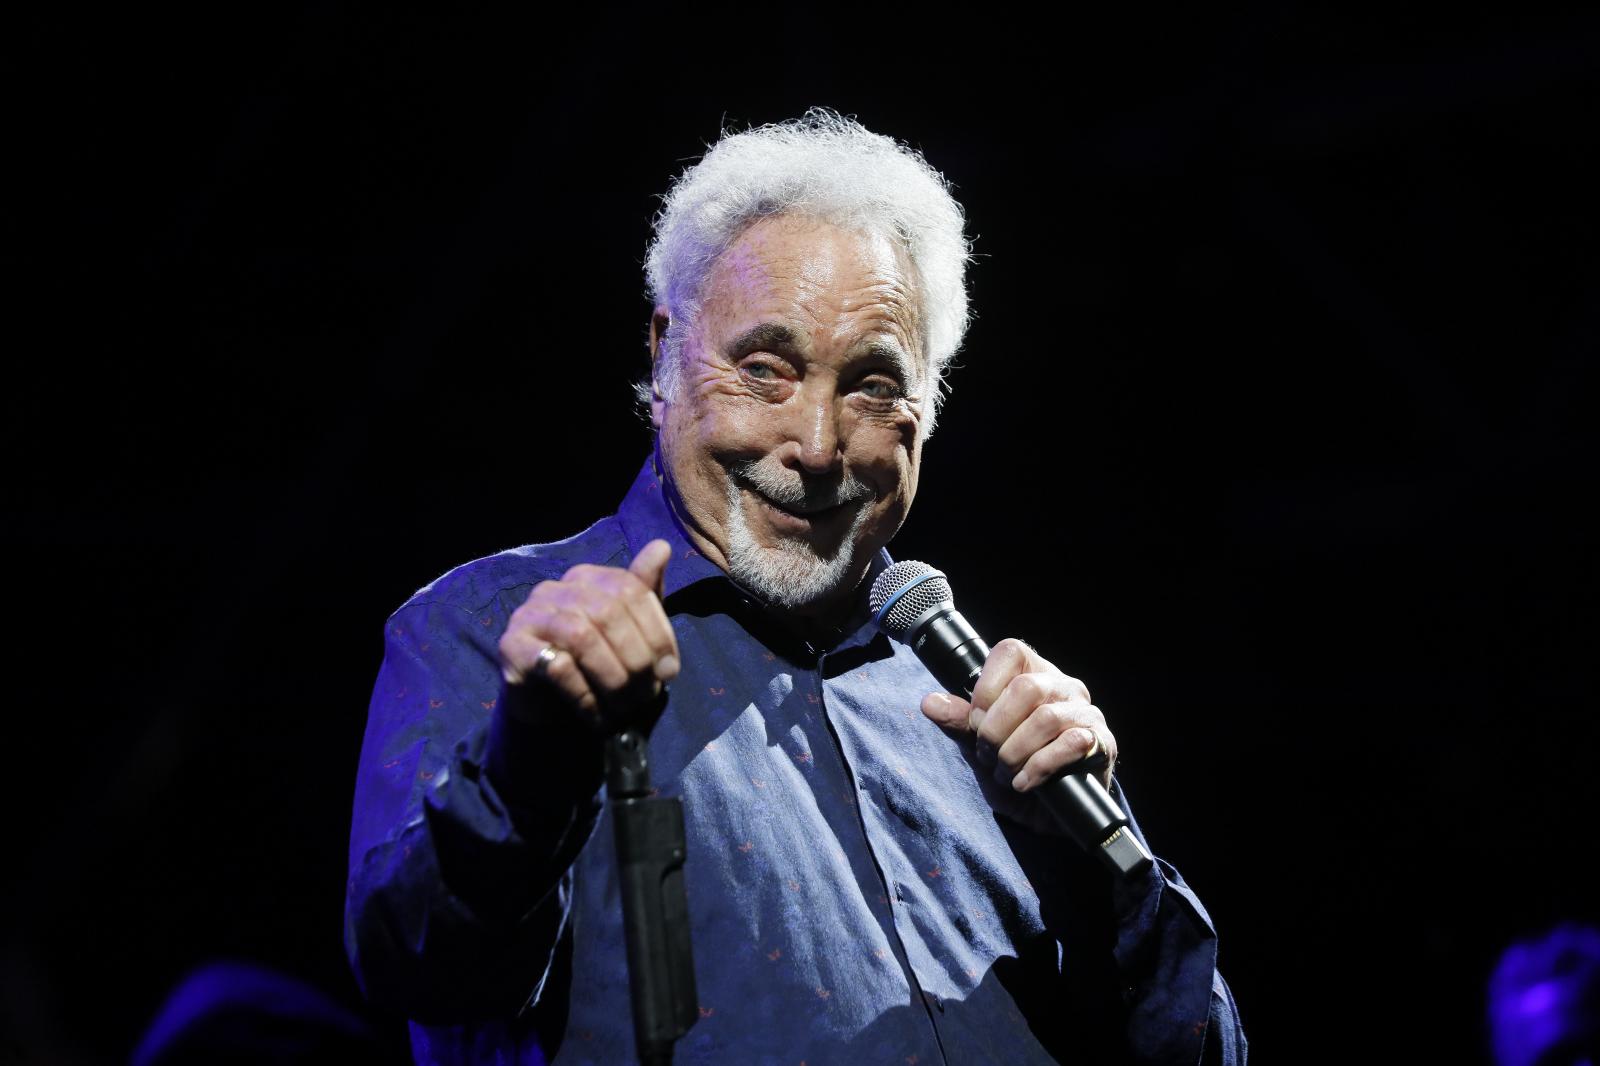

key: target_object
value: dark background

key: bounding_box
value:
[5,8,1596,1064]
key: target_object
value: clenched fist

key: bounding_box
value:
[498,538,680,731]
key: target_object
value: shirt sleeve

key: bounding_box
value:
[1107,777,1248,1065]
[997,773,1246,1065]
[343,597,605,1024]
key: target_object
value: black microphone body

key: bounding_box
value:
[874,565,1154,880]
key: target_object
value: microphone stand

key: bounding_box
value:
[606,729,698,1066]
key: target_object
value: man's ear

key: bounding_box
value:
[648,306,670,428]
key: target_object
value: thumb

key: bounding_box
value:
[629,538,672,597]
[921,691,977,733]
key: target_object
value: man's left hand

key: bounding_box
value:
[922,638,1116,795]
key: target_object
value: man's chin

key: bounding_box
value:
[722,485,878,611]
[726,539,864,612]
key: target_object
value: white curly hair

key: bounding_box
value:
[642,108,973,433]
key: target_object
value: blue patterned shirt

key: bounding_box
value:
[345,455,1246,1064]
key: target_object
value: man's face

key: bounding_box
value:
[654,215,927,616]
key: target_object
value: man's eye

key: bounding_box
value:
[858,378,903,399]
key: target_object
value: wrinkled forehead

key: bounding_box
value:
[701,214,927,362]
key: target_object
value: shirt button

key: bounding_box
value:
[924,990,944,1012]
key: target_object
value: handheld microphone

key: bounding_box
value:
[870,560,1153,880]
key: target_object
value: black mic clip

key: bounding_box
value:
[606,730,699,1065]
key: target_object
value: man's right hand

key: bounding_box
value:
[498,539,679,731]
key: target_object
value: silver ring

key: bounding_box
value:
[532,644,560,679]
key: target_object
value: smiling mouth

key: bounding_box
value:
[749,490,856,533]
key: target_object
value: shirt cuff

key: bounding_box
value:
[1107,780,1221,1065]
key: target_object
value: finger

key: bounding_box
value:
[1010,727,1101,793]
[969,637,1036,718]
[612,567,680,682]
[628,539,672,598]
[529,604,632,695]
[978,670,1080,753]
[499,622,545,685]
[920,691,973,732]
[510,578,563,626]
[569,541,675,681]
[498,627,600,714]
[565,578,662,683]
[546,566,663,684]
[995,700,1104,775]
[1089,724,1117,772]
[923,692,1002,768]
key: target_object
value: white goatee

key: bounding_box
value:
[721,456,874,609]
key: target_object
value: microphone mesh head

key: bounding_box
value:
[870,560,953,637]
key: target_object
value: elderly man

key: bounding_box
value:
[346,110,1246,1064]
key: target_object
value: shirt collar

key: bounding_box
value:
[614,448,726,599]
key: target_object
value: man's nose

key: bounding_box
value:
[784,385,843,474]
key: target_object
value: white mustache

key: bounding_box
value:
[727,457,873,514]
